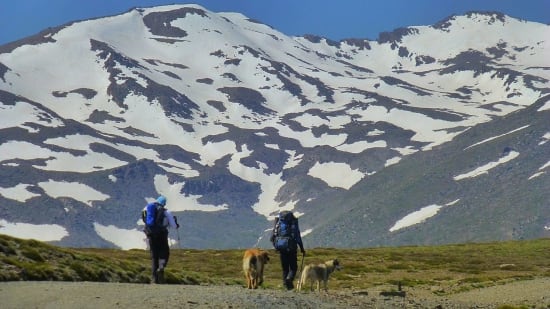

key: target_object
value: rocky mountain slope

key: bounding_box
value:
[0,5,548,248]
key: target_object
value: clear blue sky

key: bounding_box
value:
[1,0,549,45]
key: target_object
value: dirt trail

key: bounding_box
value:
[0,278,548,308]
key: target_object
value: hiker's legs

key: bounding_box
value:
[151,257,159,281]
[279,251,296,290]
[279,252,290,281]
[279,252,289,288]
[148,235,161,283]
[286,251,298,289]
[158,231,170,268]
[155,232,170,284]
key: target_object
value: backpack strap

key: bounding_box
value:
[287,212,298,238]
[154,204,166,227]
[273,217,279,235]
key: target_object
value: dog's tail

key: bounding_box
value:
[243,255,258,273]
[248,255,258,279]
[249,255,257,268]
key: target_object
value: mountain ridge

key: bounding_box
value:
[0,4,548,249]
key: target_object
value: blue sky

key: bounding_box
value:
[1,0,549,45]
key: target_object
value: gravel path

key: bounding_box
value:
[0,278,548,308]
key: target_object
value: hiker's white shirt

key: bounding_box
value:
[163,209,178,229]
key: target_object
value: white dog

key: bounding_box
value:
[297,259,342,292]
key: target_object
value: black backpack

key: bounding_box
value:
[142,202,166,236]
[272,211,297,252]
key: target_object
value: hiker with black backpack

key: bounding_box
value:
[142,195,179,284]
[270,210,305,290]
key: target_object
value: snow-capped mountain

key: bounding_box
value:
[0,5,548,249]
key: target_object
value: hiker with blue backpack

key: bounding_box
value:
[270,210,305,290]
[142,195,179,284]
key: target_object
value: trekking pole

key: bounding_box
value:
[174,216,182,249]
[296,251,305,291]
[176,228,182,249]
[299,251,305,273]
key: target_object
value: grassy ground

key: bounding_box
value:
[1,234,549,296]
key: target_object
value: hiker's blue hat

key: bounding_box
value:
[156,196,167,206]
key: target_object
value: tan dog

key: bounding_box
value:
[297,259,342,292]
[242,248,269,289]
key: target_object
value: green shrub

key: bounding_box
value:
[20,248,45,262]
[21,263,55,280]
[0,242,16,255]
[70,261,99,281]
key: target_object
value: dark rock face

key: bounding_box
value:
[0,62,9,81]
[218,87,272,115]
[143,7,208,38]
[377,27,419,44]
[52,88,97,99]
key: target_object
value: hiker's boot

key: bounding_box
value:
[286,271,295,289]
[284,277,294,290]
[156,268,165,284]
[156,259,166,284]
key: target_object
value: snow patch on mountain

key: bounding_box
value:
[153,175,228,212]
[0,184,40,202]
[0,141,53,162]
[301,228,313,237]
[200,140,237,166]
[0,140,124,172]
[384,156,402,167]
[283,150,303,169]
[308,162,364,189]
[38,180,109,207]
[350,105,464,150]
[464,126,530,150]
[389,199,460,232]
[336,140,387,153]
[0,219,68,241]
[227,144,290,217]
[93,223,149,250]
[528,160,550,180]
[0,100,64,131]
[454,151,520,181]
[390,205,442,232]
[277,124,348,148]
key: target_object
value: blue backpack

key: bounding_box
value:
[272,211,297,252]
[142,202,166,235]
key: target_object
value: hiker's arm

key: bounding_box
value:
[294,221,305,254]
[165,210,178,229]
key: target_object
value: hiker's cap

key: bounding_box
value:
[156,196,167,206]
